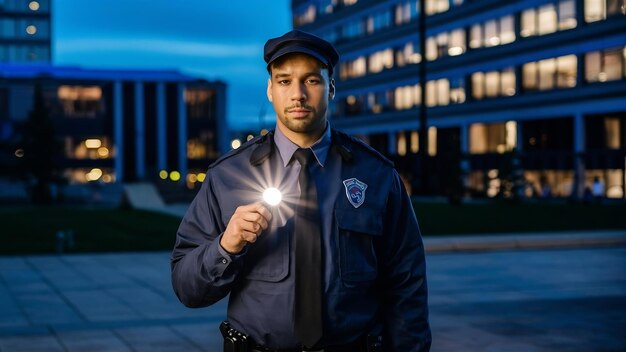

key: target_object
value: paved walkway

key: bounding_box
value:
[1,233,625,351]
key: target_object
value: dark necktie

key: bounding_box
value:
[292,148,323,347]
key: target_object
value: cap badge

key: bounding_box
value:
[342,178,367,208]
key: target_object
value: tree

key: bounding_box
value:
[20,83,62,204]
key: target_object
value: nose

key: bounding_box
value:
[290,81,307,102]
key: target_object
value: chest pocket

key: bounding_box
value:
[335,207,383,285]
[243,223,290,282]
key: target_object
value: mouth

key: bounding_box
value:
[287,108,312,118]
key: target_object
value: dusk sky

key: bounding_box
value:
[53,1,291,131]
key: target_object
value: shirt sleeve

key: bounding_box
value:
[379,169,432,351]
[170,171,245,308]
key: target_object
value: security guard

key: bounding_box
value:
[171,30,431,352]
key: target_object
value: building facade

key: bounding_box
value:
[0,64,227,189]
[293,0,626,199]
[0,0,51,63]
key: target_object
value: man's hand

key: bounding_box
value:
[220,203,272,254]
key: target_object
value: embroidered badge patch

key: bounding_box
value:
[342,178,368,208]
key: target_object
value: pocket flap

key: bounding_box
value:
[335,208,383,236]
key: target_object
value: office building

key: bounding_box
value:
[0,0,51,63]
[0,63,227,188]
[293,0,626,199]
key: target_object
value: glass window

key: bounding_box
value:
[538,4,558,35]
[585,0,605,22]
[484,19,498,47]
[603,48,624,81]
[502,68,516,96]
[436,79,450,106]
[470,24,482,48]
[485,71,500,97]
[426,81,437,107]
[450,78,466,104]
[523,62,538,90]
[57,86,104,118]
[559,0,578,30]
[185,88,214,119]
[521,9,537,37]
[426,37,438,61]
[539,58,557,90]
[500,15,516,44]
[585,51,602,82]
[557,55,577,88]
[449,29,465,56]
[472,72,485,99]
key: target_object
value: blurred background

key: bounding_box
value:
[0,1,625,351]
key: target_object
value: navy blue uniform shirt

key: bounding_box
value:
[171,125,431,351]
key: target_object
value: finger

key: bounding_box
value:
[241,231,259,243]
[236,218,264,235]
[239,212,270,230]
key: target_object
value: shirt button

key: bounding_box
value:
[221,258,228,264]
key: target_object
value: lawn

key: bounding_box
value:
[0,206,182,255]
[1,202,625,255]
[413,201,626,235]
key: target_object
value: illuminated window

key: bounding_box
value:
[369,49,394,74]
[522,0,576,37]
[67,137,113,160]
[340,56,366,80]
[523,55,577,91]
[586,47,625,82]
[559,0,577,29]
[472,68,516,100]
[395,1,418,25]
[185,88,214,119]
[397,132,407,156]
[64,168,116,184]
[57,86,104,118]
[396,41,421,67]
[428,127,437,156]
[187,138,207,159]
[538,4,558,35]
[426,29,466,61]
[469,122,516,154]
[426,0,449,15]
[585,0,625,22]
[394,84,421,110]
[605,118,622,149]
[470,14,517,49]
[29,1,40,11]
[294,5,316,26]
[437,79,449,106]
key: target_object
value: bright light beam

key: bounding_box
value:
[263,188,282,206]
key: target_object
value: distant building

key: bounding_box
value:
[0,63,227,188]
[0,0,51,63]
[293,0,626,199]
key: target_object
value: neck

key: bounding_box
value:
[277,123,326,148]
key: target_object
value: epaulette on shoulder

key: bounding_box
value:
[208,133,270,169]
[333,129,394,167]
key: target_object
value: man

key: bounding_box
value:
[171,30,431,352]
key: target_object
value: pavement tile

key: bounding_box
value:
[56,330,133,352]
[114,325,202,352]
[0,334,65,352]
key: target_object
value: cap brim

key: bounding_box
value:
[266,45,329,70]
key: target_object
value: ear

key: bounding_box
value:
[266,78,273,102]
[328,78,335,100]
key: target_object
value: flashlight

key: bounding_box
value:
[263,187,282,206]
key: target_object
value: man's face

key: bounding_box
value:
[267,53,335,142]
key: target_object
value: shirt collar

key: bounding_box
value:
[274,122,331,167]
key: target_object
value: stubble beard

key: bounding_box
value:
[281,105,326,134]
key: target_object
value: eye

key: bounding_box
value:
[307,79,320,85]
[278,79,290,85]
